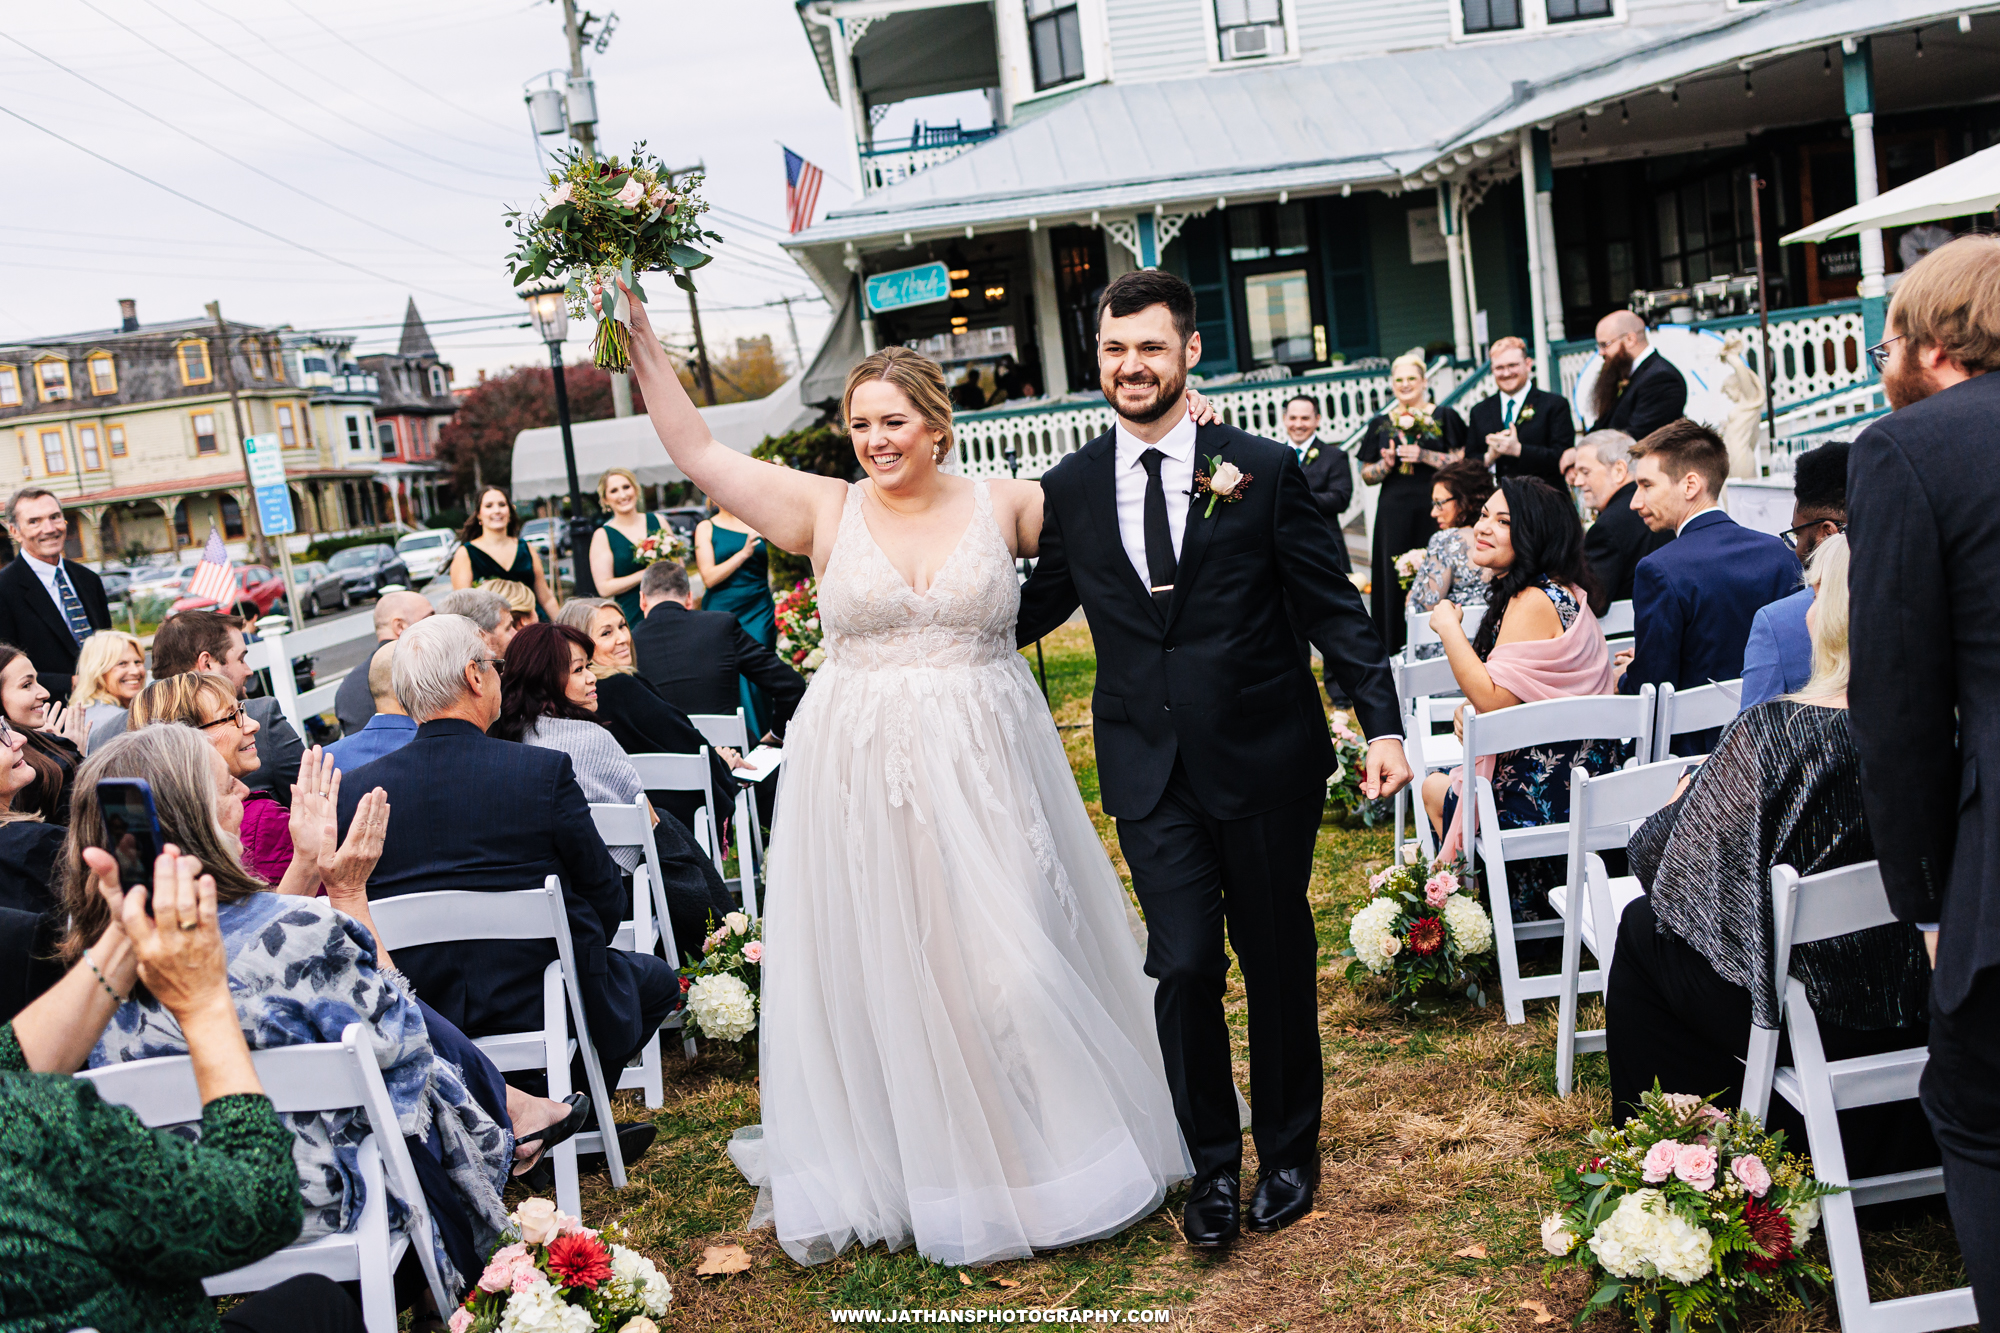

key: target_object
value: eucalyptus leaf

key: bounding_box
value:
[668,243,714,271]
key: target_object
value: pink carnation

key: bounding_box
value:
[478,1243,529,1292]
[511,1262,543,1294]
[1731,1153,1772,1197]
[744,940,764,963]
[1424,872,1458,908]
[449,1310,473,1333]
[1641,1140,1680,1183]
[1674,1142,1719,1191]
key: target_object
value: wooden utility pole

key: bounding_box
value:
[665,161,718,405]
[205,300,269,565]
[559,0,596,161]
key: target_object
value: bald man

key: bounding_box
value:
[334,589,433,736]
[325,641,416,770]
[1587,310,1688,442]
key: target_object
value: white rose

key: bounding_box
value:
[687,973,758,1041]
[725,911,750,935]
[1396,413,1415,429]
[777,634,793,652]
[804,647,826,670]
[1540,1213,1577,1256]
[1208,461,1243,495]
[1443,893,1494,956]
[612,1245,674,1316]
[1786,1196,1821,1247]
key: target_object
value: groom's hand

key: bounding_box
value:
[1362,737,1413,800]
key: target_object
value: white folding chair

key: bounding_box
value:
[688,709,771,907]
[77,1023,450,1332]
[630,749,758,919]
[591,799,697,1092]
[1743,862,1973,1333]
[1599,599,1635,637]
[366,881,626,1220]
[1547,758,1693,1096]
[1390,654,1464,864]
[1403,603,1486,660]
[1458,688,1655,1025]
[1654,679,1744,759]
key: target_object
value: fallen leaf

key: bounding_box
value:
[1453,1244,1487,1259]
[696,1244,752,1277]
[958,1271,973,1287]
[1389,1036,1410,1046]
[1519,1299,1554,1324]
[994,1279,1020,1289]
[1302,1210,1328,1222]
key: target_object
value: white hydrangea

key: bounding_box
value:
[1442,893,1494,956]
[611,1244,673,1316]
[1786,1195,1821,1248]
[1587,1189,1714,1285]
[688,973,758,1041]
[500,1279,596,1333]
[1349,897,1402,974]
[777,634,793,652]
[1541,1213,1578,1256]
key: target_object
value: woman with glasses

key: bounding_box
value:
[1404,459,1495,659]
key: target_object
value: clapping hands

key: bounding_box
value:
[40,698,91,755]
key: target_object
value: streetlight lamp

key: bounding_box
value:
[519,278,596,596]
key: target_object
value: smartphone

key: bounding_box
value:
[97,778,163,912]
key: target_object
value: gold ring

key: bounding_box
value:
[178,920,200,932]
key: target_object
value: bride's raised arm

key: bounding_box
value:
[616,280,847,559]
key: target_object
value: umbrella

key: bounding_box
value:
[1781,143,2000,245]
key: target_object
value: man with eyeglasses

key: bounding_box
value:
[0,488,111,702]
[1739,441,1847,709]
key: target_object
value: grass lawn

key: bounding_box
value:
[552,623,1968,1330]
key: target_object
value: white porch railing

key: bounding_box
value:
[1553,300,1869,412]
[860,140,988,193]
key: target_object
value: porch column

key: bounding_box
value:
[1532,132,1565,348]
[1520,133,1554,388]
[1028,223,1069,399]
[1439,183,1472,362]
[1843,38,1888,351]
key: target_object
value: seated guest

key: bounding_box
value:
[438,586,518,657]
[1422,478,1620,922]
[134,611,304,797]
[498,623,737,960]
[327,643,418,771]
[1605,536,1933,1177]
[1616,421,1799,715]
[334,590,432,736]
[1574,429,1672,614]
[632,560,806,736]
[481,578,537,634]
[7,838,365,1331]
[0,642,84,824]
[1405,458,1494,658]
[64,725,515,1298]
[1742,440,1847,709]
[0,713,67,1015]
[335,614,680,1116]
[1469,335,1574,488]
[70,630,148,733]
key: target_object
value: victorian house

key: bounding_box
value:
[355,299,454,526]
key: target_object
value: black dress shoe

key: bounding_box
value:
[1183,1171,1241,1249]
[1245,1164,1318,1233]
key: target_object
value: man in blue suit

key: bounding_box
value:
[1740,441,1846,708]
[1615,421,1800,729]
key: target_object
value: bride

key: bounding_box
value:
[615,286,1192,1266]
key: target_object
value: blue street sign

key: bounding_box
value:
[864,262,952,314]
[254,483,295,536]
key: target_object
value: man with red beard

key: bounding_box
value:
[1847,233,2000,1324]
[1587,310,1687,442]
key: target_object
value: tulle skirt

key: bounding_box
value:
[740,652,1191,1266]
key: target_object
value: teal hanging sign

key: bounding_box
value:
[864,262,952,314]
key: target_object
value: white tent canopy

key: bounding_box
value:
[1781,143,2000,246]
[509,373,818,502]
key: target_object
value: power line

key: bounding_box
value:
[280,0,527,137]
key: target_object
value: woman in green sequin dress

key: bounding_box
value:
[587,466,663,629]
[696,506,778,737]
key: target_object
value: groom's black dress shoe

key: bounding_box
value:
[1183,1172,1240,1249]
[1245,1164,1318,1233]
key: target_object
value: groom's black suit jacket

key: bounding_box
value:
[1018,423,1400,822]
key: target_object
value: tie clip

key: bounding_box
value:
[1150,583,1175,593]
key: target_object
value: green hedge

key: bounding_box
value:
[303,529,408,562]
[751,421,853,586]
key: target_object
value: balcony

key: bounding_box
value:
[860,121,999,193]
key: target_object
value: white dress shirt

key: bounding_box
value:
[1628,344,1656,375]
[1112,410,1198,592]
[18,550,71,620]
[1675,504,1724,537]
[1495,385,1531,425]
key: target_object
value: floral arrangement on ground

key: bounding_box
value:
[1394,548,1426,592]
[1343,846,1493,1011]
[1540,1085,1839,1331]
[1325,710,1392,827]
[775,579,825,676]
[504,141,721,370]
[682,910,761,1045]
[452,1198,671,1331]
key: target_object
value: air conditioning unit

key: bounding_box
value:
[1220,23,1283,59]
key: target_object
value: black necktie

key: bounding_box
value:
[1138,448,1176,612]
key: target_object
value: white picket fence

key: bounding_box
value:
[1554,300,1869,412]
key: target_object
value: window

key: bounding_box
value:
[1027,0,1085,90]
[177,340,212,386]
[219,493,244,539]
[85,352,117,396]
[1460,0,1522,31]
[78,425,101,470]
[1545,0,1611,19]
[303,356,329,375]
[246,340,267,380]
[345,414,364,451]
[0,366,18,407]
[36,360,71,403]
[268,343,285,382]
[1227,201,1310,261]
[39,429,66,474]
[428,366,446,395]
[379,422,398,454]
[107,423,127,457]
[192,411,218,455]
[1215,0,1286,59]
[1243,270,1315,366]
[278,404,298,447]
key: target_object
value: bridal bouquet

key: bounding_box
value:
[682,911,761,1045]
[1325,710,1391,828]
[1541,1085,1839,1330]
[1343,846,1493,1012]
[775,579,825,676]
[451,1199,671,1331]
[1388,405,1442,475]
[1394,548,1426,592]
[504,142,721,371]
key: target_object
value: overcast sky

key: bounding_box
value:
[0,0,910,384]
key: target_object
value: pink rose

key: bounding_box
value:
[478,1242,529,1291]
[1731,1153,1772,1198]
[1642,1140,1680,1183]
[542,181,572,208]
[744,941,764,963]
[1424,873,1458,908]
[511,1264,543,1293]
[449,1310,474,1333]
[614,178,646,208]
[1674,1142,1719,1191]
[646,184,672,209]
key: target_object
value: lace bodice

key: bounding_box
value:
[819,481,1019,671]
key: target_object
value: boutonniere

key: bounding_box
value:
[1193,455,1252,518]
[1617,378,1630,392]
[1303,445,1321,466]
[1515,404,1536,425]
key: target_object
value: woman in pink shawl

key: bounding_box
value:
[1420,478,1620,924]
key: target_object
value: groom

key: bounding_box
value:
[1019,270,1411,1249]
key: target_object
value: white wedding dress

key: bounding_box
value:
[733,479,1191,1267]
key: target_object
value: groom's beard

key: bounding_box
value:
[1104,361,1189,425]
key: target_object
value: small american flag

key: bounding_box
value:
[783,147,824,235]
[184,525,239,607]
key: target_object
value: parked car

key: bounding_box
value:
[520,517,567,559]
[326,544,410,599]
[127,559,191,599]
[661,507,706,544]
[171,564,287,619]
[96,566,133,603]
[394,529,458,584]
[287,560,349,617]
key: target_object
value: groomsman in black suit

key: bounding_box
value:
[1587,311,1688,442]
[1847,235,2000,1324]
[0,488,110,700]
[1279,394,1352,574]
[1466,335,1573,488]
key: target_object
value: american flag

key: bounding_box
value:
[783,147,824,235]
[184,525,239,607]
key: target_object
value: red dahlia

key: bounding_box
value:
[1743,1196,1793,1272]
[546,1232,613,1289]
[1406,915,1445,956]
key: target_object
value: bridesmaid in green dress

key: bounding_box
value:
[696,505,777,737]
[586,467,662,629]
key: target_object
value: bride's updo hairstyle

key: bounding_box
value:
[843,347,956,467]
